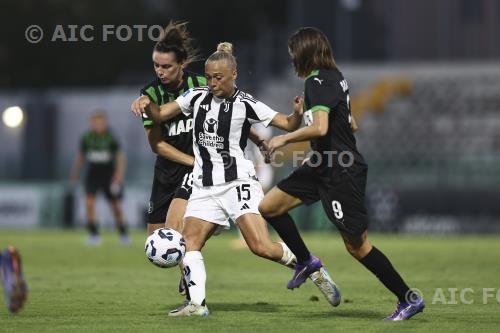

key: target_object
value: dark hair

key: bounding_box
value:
[205,42,237,70]
[288,27,336,78]
[91,109,106,119]
[154,20,200,64]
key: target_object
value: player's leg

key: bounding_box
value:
[259,169,325,288]
[165,197,190,296]
[85,193,101,245]
[109,198,130,244]
[168,216,216,317]
[340,230,424,320]
[259,186,309,262]
[236,213,296,267]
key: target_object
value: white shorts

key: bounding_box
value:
[184,178,264,231]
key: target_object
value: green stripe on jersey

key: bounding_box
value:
[145,87,158,104]
[143,119,153,126]
[305,69,319,80]
[197,76,207,86]
[187,76,194,89]
[310,105,330,113]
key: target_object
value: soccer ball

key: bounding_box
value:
[144,228,186,268]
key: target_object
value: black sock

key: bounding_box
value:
[117,224,127,236]
[87,221,98,236]
[266,213,310,263]
[359,246,413,302]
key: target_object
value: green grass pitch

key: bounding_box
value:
[1,230,500,332]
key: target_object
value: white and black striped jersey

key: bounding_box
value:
[176,87,277,186]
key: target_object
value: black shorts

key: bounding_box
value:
[146,171,193,224]
[277,165,368,235]
[85,173,123,200]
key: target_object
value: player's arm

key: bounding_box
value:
[267,109,329,155]
[131,96,182,123]
[145,125,194,167]
[112,151,126,184]
[351,115,358,132]
[69,151,85,181]
[269,95,304,132]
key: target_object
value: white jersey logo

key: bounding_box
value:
[314,77,324,85]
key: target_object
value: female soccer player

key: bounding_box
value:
[259,27,425,321]
[132,42,340,316]
[70,110,128,245]
[137,23,280,305]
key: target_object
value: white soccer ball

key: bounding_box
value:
[144,228,186,268]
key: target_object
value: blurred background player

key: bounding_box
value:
[260,27,424,321]
[0,246,27,313]
[70,110,129,245]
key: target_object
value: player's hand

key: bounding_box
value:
[267,135,288,159]
[293,95,304,116]
[257,140,271,164]
[131,95,151,117]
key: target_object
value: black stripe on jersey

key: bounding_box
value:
[239,104,253,152]
[193,76,200,87]
[153,85,164,104]
[196,93,214,186]
[190,93,203,108]
[243,101,261,121]
[217,101,237,183]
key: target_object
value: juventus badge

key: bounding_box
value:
[223,102,230,112]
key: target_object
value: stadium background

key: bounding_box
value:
[1,0,500,233]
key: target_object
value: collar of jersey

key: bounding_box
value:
[213,87,239,103]
[305,69,320,80]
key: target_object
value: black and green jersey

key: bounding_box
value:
[80,130,120,174]
[303,68,366,176]
[140,71,207,183]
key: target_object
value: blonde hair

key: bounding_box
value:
[205,42,237,70]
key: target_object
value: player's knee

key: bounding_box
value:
[258,201,280,218]
[344,240,370,260]
[182,230,203,251]
[247,240,273,259]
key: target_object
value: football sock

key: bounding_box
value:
[182,251,206,306]
[117,224,127,235]
[179,262,191,301]
[266,214,310,263]
[87,221,98,236]
[359,246,413,302]
[278,242,297,268]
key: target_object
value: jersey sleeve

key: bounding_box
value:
[246,100,278,127]
[304,76,340,113]
[175,89,202,116]
[140,86,160,127]
[110,134,120,154]
[79,134,87,154]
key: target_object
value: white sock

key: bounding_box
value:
[182,251,206,306]
[278,242,297,268]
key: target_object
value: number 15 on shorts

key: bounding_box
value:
[236,184,251,201]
